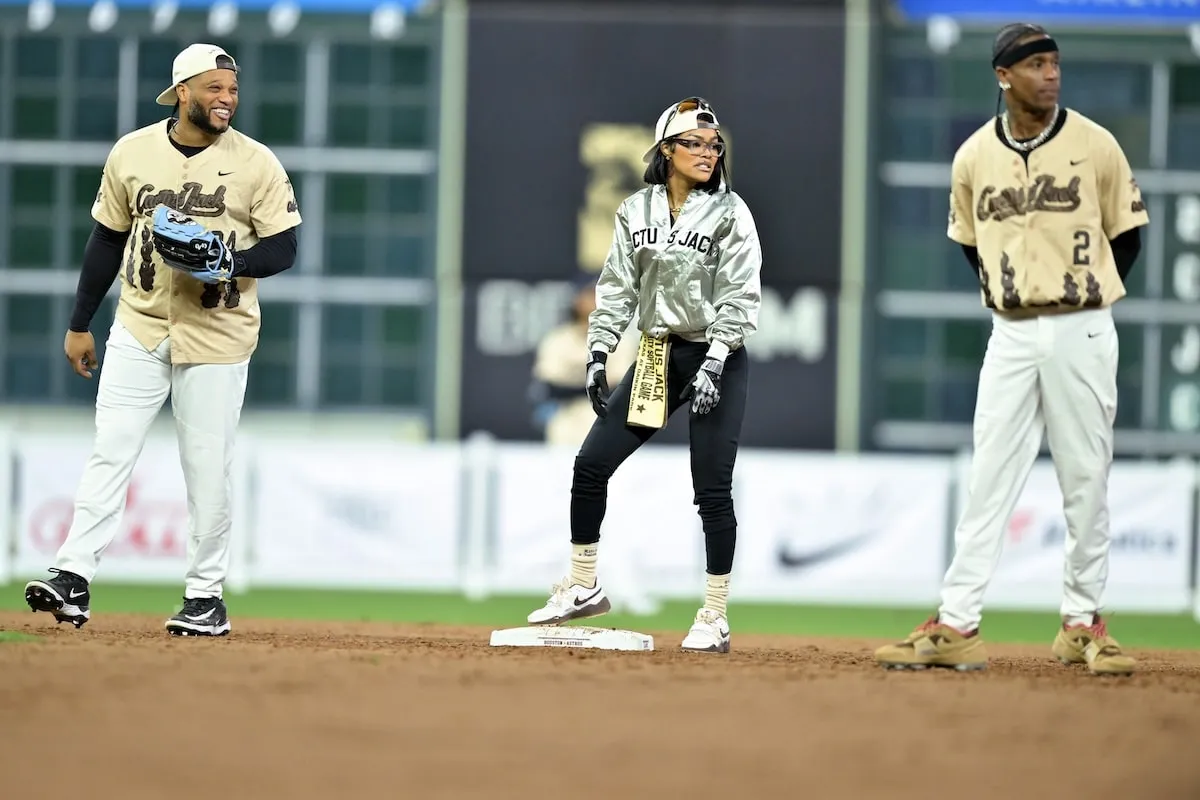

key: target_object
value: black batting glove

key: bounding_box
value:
[585,350,610,418]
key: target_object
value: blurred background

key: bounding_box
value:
[0,0,1198,637]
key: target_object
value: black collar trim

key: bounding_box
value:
[992,108,1069,155]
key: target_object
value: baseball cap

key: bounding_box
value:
[155,43,239,106]
[642,97,721,164]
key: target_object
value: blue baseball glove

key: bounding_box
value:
[150,205,232,284]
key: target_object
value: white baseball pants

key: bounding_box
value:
[938,306,1119,631]
[55,318,249,599]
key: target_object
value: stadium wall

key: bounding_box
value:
[1,409,1196,621]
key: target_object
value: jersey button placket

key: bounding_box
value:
[174,163,187,326]
[168,272,178,326]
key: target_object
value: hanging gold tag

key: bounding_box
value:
[627,333,670,429]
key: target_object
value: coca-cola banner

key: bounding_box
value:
[459,2,848,449]
[9,434,252,587]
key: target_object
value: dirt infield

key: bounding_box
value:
[2,612,1199,800]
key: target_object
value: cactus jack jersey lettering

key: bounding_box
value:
[588,184,762,355]
[948,109,1148,313]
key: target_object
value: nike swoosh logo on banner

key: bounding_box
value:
[776,534,873,570]
[574,588,603,607]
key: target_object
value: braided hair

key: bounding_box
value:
[991,23,1052,115]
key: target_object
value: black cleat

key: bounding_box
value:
[165,596,231,637]
[25,568,91,628]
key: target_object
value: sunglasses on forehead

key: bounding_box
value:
[664,96,718,129]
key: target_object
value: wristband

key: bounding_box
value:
[705,341,730,363]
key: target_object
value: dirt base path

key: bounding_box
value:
[2,612,1199,800]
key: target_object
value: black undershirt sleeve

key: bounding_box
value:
[69,222,129,333]
[961,226,1143,283]
[231,226,298,280]
[1110,226,1142,282]
[961,244,980,276]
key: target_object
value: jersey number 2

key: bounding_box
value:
[1073,230,1090,266]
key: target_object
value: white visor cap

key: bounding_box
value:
[156,43,239,106]
[642,97,721,164]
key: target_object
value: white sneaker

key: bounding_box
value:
[681,608,730,653]
[526,578,612,626]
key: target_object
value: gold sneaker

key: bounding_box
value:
[1051,615,1136,676]
[874,616,987,671]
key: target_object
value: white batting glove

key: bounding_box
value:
[681,341,730,415]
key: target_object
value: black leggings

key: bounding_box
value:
[570,337,749,575]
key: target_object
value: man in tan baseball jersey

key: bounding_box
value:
[874,24,1148,675]
[530,275,637,446]
[24,43,302,636]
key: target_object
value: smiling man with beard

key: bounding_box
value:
[23,43,302,639]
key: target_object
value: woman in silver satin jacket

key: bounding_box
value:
[526,96,762,655]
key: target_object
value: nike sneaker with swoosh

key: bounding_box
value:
[165,596,231,637]
[681,608,731,653]
[527,578,612,625]
[24,568,91,628]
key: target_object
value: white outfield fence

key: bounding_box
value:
[0,427,1198,623]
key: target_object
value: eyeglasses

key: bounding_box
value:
[670,137,725,157]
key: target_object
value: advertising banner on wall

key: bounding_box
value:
[250,441,464,590]
[486,443,705,611]
[484,444,952,608]
[731,451,954,605]
[459,2,848,450]
[8,433,253,586]
[0,431,11,583]
[954,456,1197,613]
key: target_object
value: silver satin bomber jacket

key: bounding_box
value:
[587,184,763,357]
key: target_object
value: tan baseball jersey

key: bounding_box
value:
[91,118,302,364]
[532,321,638,446]
[947,108,1149,314]
[533,322,637,390]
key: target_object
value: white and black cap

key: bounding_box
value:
[642,97,721,164]
[155,43,239,106]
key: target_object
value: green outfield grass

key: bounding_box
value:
[0,630,41,643]
[0,583,1196,649]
